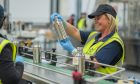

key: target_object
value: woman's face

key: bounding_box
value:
[94,14,110,32]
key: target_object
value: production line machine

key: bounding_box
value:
[14,40,125,84]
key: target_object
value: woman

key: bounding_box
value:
[50,4,124,74]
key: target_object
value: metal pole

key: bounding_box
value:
[4,0,10,33]
[50,0,60,22]
[123,1,126,29]
[75,0,82,25]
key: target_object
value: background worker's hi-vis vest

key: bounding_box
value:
[0,37,17,84]
[83,32,125,74]
[77,18,86,30]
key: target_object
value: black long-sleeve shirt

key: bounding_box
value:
[0,44,20,84]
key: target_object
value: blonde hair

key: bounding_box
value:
[105,14,118,32]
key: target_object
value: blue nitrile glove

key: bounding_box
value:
[16,55,24,62]
[60,38,75,53]
[50,13,63,22]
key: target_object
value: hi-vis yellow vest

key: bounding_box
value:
[83,32,125,74]
[0,37,17,84]
[77,18,86,30]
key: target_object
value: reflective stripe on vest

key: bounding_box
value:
[77,18,86,30]
[83,31,125,74]
[0,38,17,84]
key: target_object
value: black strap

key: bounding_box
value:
[0,16,6,28]
[0,33,7,39]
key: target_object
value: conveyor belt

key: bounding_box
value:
[23,57,114,84]
[23,58,72,84]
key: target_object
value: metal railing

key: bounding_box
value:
[84,60,125,83]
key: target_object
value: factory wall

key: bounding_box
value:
[9,0,50,23]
